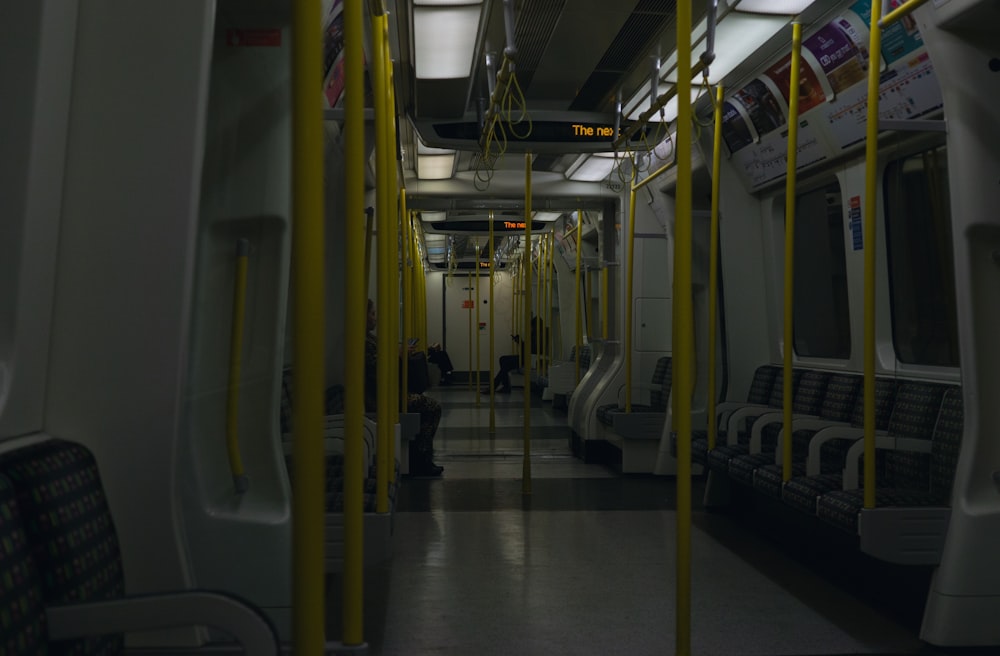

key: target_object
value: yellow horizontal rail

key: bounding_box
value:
[879,0,930,27]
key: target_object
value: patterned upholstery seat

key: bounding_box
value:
[690,364,779,465]
[0,439,280,653]
[746,373,861,497]
[726,370,831,485]
[782,380,943,517]
[706,368,800,473]
[2,439,126,654]
[816,386,961,533]
[596,356,671,428]
[0,474,47,654]
[779,377,898,510]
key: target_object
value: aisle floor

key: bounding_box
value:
[332,386,985,656]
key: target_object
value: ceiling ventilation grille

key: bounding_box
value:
[569,0,676,111]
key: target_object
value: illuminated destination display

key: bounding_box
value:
[430,121,645,144]
[503,221,527,229]
[571,124,618,138]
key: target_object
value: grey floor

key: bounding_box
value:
[329,384,981,656]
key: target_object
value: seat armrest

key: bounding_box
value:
[747,411,784,453]
[724,404,774,446]
[46,590,281,656]
[715,401,748,431]
[842,435,933,490]
[773,417,851,462]
[804,426,866,474]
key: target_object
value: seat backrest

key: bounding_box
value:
[0,473,48,654]
[1,439,125,654]
[792,370,829,415]
[848,377,898,429]
[818,373,861,422]
[580,345,592,370]
[929,386,964,503]
[649,357,672,411]
[745,365,779,404]
[766,369,801,409]
[882,382,947,491]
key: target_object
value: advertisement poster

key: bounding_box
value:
[733,79,786,138]
[323,0,345,108]
[765,53,828,114]
[721,101,755,154]
[804,20,868,94]
[849,0,924,65]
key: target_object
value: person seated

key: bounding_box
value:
[484,315,544,394]
[427,342,456,385]
[365,299,443,477]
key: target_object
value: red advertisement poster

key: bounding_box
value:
[765,53,827,115]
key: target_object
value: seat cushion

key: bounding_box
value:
[728,452,773,486]
[781,473,842,514]
[817,488,943,534]
[753,463,806,499]
[707,444,748,473]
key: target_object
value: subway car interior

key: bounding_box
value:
[4,0,1000,654]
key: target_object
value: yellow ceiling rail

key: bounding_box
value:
[879,0,930,28]
[782,22,802,483]
[707,85,723,451]
[291,0,326,650]
[633,158,677,193]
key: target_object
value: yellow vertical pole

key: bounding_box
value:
[401,192,410,419]
[863,2,884,510]
[626,168,638,413]
[291,0,325,651]
[489,212,496,431]
[385,22,400,431]
[575,210,583,383]
[515,263,523,368]
[468,273,474,391]
[783,22,802,482]
[372,6,392,554]
[708,85,723,452]
[364,209,374,296]
[538,235,546,376]
[523,153,533,494]
[476,244,482,404]
[546,232,555,375]
[674,1,693,654]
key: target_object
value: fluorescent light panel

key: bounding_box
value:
[417,154,455,180]
[567,153,619,182]
[533,212,563,222]
[420,211,447,222]
[733,0,816,15]
[414,5,482,79]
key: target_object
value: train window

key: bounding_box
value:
[792,181,851,359]
[883,146,959,367]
